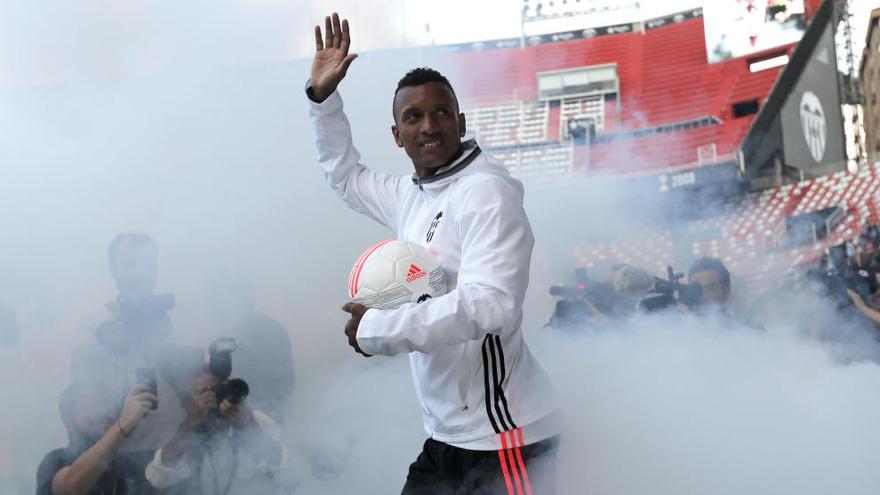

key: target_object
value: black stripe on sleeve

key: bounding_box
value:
[481,335,502,434]
[494,335,518,429]
[487,335,512,432]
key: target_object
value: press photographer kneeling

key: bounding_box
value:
[145,338,288,494]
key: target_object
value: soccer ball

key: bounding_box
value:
[348,240,448,310]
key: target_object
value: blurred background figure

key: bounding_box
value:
[201,267,295,427]
[71,233,173,388]
[69,233,197,476]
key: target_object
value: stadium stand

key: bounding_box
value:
[465,101,549,148]
[571,162,880,299]
[492,145,573,179]
[448,1,845,302]
[446,9,797,181]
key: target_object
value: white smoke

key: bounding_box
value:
[2,3,880,495]
[276,266,880,494]
[545,311,880,495]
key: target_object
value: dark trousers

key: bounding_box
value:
[401,435,559,495]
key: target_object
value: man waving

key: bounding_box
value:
[307,13,560,494]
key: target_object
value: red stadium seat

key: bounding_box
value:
[445,13,794,178]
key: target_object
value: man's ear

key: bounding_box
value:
[391,124,404,148]
[458,112,466,138]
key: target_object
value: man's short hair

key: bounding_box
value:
[393,68,458,119]
[688,257,731,289]
[107,232,158,272]
[396,67,456,96]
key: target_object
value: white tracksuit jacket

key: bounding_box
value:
[308,89,559,448]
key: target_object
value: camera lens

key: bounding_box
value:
[225,379,250,404]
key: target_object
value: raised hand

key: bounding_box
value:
[179,389,216,431]
[311,12,358,102]
[219,400,255,429]
[118,384,157,436]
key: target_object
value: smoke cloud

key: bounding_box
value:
[2,3,879,495]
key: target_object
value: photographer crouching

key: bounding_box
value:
[145,339,288,494]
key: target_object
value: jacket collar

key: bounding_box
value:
[411,140,481,188]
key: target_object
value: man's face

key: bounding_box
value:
[192,372,228,429]
[391,82,466,176]
[192,372,218,398]
[71,390,116,447]
[111,241,158,296]
[690,269,730,306]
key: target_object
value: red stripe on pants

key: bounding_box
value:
[513,429,534,495]
[501,431,524,495]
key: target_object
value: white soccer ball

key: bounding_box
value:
[348,240,448,310]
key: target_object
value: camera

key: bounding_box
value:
[638,266,703,312]
[208,338,250,405]
[546,268,617,329]
[808,243,880,308]
[808,267,878,308]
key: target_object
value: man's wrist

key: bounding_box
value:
[117,418,132,438]
[354,309,377,356]
[305,80,334,104]
[307,86,326,103]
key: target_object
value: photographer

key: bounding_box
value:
[637,258,738,316]
[613,265,657,314]
[853,234,879,270]
[847,289,880,328]
[36,384,157,495]
[202,268,295,427]
[811,242,880,313]
[144,366,288,495]
[546,268,612,331]
[686,257,731,311]
[71,233,174,388]
[70,233,195,455]
[547,265,653,331]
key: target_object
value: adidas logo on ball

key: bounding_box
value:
[348,240,448,310]
[406,264,427,283]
